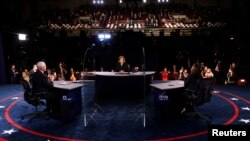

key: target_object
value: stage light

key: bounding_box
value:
[104,34,111,39]
[98,33,111,41]
[98,34,105,39]
[18,34,27,41]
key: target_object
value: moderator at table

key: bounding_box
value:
[93,71,155,99]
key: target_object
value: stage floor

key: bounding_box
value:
[0,81,250,141]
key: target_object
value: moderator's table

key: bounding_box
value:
[53,81,85,121]
[93,71,155,99]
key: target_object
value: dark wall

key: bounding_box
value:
[0,33,7,84]
[33,0,233,12]
[33,29,233,72]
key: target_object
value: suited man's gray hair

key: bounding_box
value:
[36,61,46,71]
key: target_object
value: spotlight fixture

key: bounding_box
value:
[98,33,111,41]
[18,33,27,41]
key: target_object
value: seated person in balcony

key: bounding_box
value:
[116,55,130,72]
[32,61,56,114]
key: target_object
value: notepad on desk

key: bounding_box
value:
[59,82,70,85]
[115,72,130,75]
[72,80,84,83]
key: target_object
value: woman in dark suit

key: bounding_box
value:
[116,55,130,72]
[181,63,202,113]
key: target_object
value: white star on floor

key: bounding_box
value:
[0,116,2,120]
[239,119,250,124]
[0,105,5,108]
[229,98,239,101]
[241,107,250,111]
[11,97,20,100]
[1,129,17,135]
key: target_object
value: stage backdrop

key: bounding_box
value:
[0,33,7,84]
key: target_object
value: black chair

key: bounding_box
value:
[21,80,48,123]
[182,78,215,123]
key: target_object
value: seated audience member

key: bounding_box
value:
[214,60,222,83]
[161,67,169,81]
[46,68,52,78]
[170,64,179,80]
[52,72,58,81]
[29,64,37,82]
[116,55,130,72]
[32,61,56,114]
[178,67,185,80]
[74,71,81,80]
[225,62,236,84]
[9,64,19,84]
[22,68,30,82]
[183,69,189,79]
[69,67,76,81]
[57,62,68,80]
[204,68,214,78]
[79,71,84,80]
[201,66,208,78]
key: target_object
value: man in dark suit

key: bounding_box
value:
[32,61,56,114]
